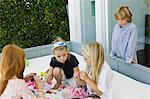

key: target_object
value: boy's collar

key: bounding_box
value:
[119,22,130,29]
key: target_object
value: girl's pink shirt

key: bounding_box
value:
[0,79,38,99]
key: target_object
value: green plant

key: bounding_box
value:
[0,0,69,52]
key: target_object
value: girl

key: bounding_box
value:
[110,6,138,63]
[0,44,44,99]
[44,37,80,89]
[80,42,113,99]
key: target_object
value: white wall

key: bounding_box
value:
[95,0,109,53]
[68,0,82,44]
[69,0,96,44]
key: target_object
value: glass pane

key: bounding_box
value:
[108,0,150,67]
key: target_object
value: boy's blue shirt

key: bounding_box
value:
[110,22,137,63]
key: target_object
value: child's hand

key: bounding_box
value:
[43,74,53,84]
[131,59,138,64]
[73,71,80,79]
[24,73,36,82]
[80,71,89,81]
[34,75,43,90]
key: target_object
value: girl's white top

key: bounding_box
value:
[87,61,113,99]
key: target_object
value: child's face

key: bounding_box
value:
[117,18,128,27]
[54,49,68,63]
[83,56,91,65]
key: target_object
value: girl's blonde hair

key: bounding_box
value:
[83,42,104,84]
[115,6,132,22]
[0,44,25,95]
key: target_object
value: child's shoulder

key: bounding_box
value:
[129,22,137,29]
[9,79,26,86]
[102,61,112,71]
[101,61,113,79]
[69,53,77,59]
[69,53,75,57]
[68,53,79,62]
[9,78,25,82]
[114,23,120,28]
[51,56,58,61]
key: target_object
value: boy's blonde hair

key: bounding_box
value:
[115,6,132,22]
[83,42,104,84]
[0,44,25,95]
[52,37,68,53]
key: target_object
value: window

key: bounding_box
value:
[91,1,95,16]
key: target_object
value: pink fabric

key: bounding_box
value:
[62,84,88,99]
[26,80,38,94]
[0,79,37,99]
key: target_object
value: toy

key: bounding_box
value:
[26,80,38,94]
[62,83,88,99]
[25,60,29,67]
[40,72,46,77]
[74,71,81,79]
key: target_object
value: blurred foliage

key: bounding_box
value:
[0,0,69,52]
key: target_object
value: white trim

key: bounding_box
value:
[95,0,109,53]
[105,0,109,53]
[68,0,82,43]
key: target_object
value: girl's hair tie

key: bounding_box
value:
[52,41,67,51]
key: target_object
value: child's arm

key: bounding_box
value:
[19,80,43,99]
[110,25,117,58]
[80,71,103,96]
[73,67,86,86]
[73,66,80,72]
[24,73,36,82]
[44,66,53,83]
[126,25,137,63]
